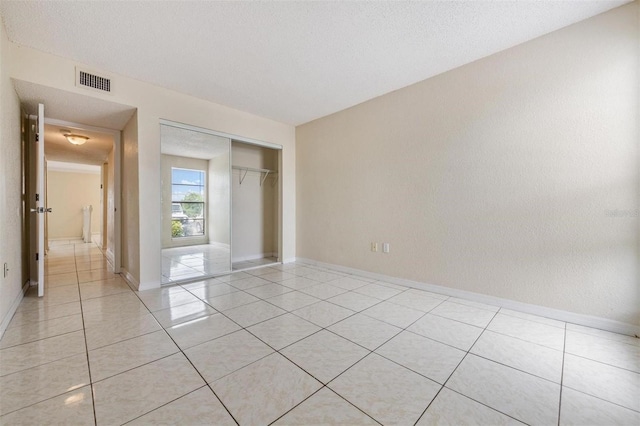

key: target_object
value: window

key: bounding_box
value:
[171,168,205,238]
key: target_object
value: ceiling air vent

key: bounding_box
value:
[75,67,113,94]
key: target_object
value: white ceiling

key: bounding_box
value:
[0,1,629,125]
[44,123,114,166]
[14,79,131,165]
[13,80,136,130]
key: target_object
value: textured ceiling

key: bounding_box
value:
[1,1,630,125]
[44,123,114,166]
[161,124,230,160]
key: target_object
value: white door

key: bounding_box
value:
[34,103,47,297]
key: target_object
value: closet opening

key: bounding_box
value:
[159,120,283,284]
[231,140,280,271]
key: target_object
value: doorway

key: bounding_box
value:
[14,80,135,297]
[42,120,120,270]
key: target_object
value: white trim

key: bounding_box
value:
[232,252,278,263]
[296,257,640,338]
[137,281,159,291]
[105,248,115,266]
[120,268,147,291]
[0,281,30,340]
[159,118,283,150]
[122,268,159,291]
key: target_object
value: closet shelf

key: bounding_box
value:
[232,165,278,186]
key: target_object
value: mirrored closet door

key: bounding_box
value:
[160,122,231,284]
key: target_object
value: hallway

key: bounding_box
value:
[1,241,638,425]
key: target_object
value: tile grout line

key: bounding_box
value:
[422,306,531,425]
[266,387,327,426]
[268,384,384,426]
[126,282,241,426]
[74,242,99,426]
[167,273,408,424]
[477,327,565,353]
[0,242,99,420]
[109,262,640,422]
[120,385,216,425]
[15,257,631,424]
[0,340,86,379]
[557,322,568,426]
[414,308,505,425]
[311,295,447,424]
[0,326,84,351]
[154,272,618,389]
[559,351,640,375]
[314,293,451,424]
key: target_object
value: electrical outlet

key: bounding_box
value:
[383,243,390,253]
[371,242,378,252]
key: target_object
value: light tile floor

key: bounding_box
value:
[1,242,639,425]
[162,244,232,284]
[162,244,278,284]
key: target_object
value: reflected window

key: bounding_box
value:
[171,168,205,238]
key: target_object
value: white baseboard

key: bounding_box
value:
[296,257,639,338]
[0,280,31,340]
[137,280,160,291]
[105,249,115,266]
[208,241,231,250]
[120,268,150,291]
[232,252,277,263]
[121,269,158,291]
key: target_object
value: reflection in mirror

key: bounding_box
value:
[160,123,231,284]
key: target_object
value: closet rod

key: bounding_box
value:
[232,165,278,186]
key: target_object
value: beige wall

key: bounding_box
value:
[105,147,115,258]
[232,142,279,261]
[4,30,296,289]
[297,4,639,327]
[208,153,231,247]
[46,170,101,239]
[0,22,25,336]
[121,112,139,285]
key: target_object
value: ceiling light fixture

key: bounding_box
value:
[65,134,89,145]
